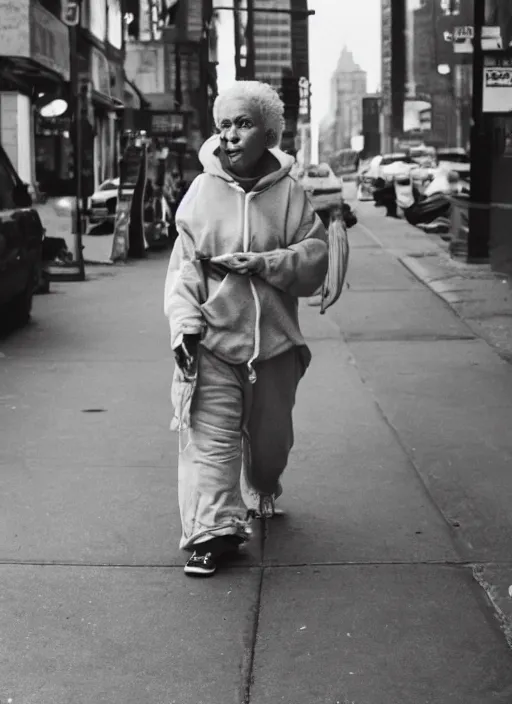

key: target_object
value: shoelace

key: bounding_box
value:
[192,552,213,563]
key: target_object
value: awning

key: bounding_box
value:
[124,77,151,110]
[91,89,125,112]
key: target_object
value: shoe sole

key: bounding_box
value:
[184,565,216,577]
[248,508,286,519]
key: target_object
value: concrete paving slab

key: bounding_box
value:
[354,204,443,258]
[332,288,475,341]
[473,564,512,648]
[0,255,170,362]
[264,339,457,565]
[250,565,512,704]
[0,459,263,566]
[346,247,424,292]
[0,564,260,703]
[348,339,512,562]
[0,360,174,467]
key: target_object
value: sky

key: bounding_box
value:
[213,0,382,153]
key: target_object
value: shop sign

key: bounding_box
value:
[91,47,111,98]
[452,25,505,53]
[483,57,512,113]
[151,112,184,135]
[61,0,80,26]
[30,1,70,80]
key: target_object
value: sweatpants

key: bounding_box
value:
[177,345,309,550]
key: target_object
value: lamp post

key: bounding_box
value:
[468,0,490,262]
[62,0,86,280]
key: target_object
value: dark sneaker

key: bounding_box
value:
[184,551,216,577]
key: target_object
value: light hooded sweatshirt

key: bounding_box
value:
[164,135,328,374]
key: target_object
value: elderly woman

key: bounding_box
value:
[164,81,328,577]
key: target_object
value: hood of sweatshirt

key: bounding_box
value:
[198,134,296,192]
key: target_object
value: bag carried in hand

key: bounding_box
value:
[342,202,358,229]
[320,216,350,315]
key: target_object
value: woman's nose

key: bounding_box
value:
[225,125,239,143]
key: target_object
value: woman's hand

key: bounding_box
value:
[224,253,265,276]
[175,333,201,378]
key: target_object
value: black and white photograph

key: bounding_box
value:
[1,0,512,701]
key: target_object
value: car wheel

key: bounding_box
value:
[9,273,35,328]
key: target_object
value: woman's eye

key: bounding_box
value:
[239,120,252,129]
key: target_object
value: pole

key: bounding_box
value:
[69,23,85,281]
[246,0,255,80]
[233,0,242,79]
[174,40,184,179]
[468,0,490,262]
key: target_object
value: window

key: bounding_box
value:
[90,0,107,40]
[107,0,123,48]
[98,179,119,191]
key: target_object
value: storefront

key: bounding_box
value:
[89,46,124,190]
[0,0,70,192]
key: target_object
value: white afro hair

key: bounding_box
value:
[213,80,285,148]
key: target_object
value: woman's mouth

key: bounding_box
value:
[226,150,243,160]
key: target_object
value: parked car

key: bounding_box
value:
[0,145,44,328]
[298,163,344,215]
[436,148,470,178]
[87,178,127,225]
[356,161,376,201]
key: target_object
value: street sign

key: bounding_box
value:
[452,25,505,53]
[453,25,474,53]
[61,0,80,26]
[454,25,474,39]
[483,57,512,113]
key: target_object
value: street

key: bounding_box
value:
[1,203,512,703]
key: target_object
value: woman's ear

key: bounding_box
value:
[265,129,276,147]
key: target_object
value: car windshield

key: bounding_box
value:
[380,154,407,165]
[98,180,118,191]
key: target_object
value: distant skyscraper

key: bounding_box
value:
[319,47,367,158]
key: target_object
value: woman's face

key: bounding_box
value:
[217,97,269,176]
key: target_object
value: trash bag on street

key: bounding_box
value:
[320,216,350,315]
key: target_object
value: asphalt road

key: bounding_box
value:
[0,209,511,703]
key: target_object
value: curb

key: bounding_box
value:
[400,254,512,363]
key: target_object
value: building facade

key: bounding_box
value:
[0,0,130,197]
[252,0,293,87]
[319,47,367,161]
[125,0,218,179]
[380,0,405,152]
[232,0,310,155]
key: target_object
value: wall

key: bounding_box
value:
[0,93,34,186]
[125,42,166,96]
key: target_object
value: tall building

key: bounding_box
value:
[252,0,293,87]
[381,0,405,152]
[319,47,367,160]
[233,0,310,154]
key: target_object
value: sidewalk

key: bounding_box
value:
[1,235,512,702]
[354,200,512,362]
[35,198,115,265]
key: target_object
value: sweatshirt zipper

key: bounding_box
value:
[243,192,261,384]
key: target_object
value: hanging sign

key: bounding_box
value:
[483,57,512,113]
[61,0,80,26]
